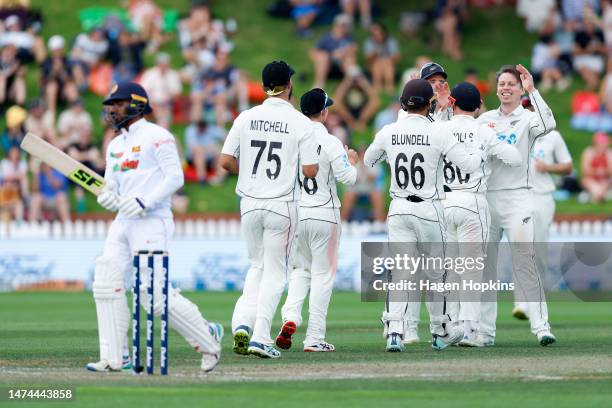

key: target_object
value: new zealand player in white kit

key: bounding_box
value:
[276,88,358,352]
[439,82,522,346]
[477,65,558,346]
[364,79,485,352]
[512,96,573,320]
[220,61,319,359]
[88,82,223,373]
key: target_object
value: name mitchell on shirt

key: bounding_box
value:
[391,134,431,146]
[250,120,290,133]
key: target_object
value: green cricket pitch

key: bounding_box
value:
[1,292,610,407]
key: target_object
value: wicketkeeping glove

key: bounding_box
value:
[96,180,120,212]
[119,196,148,217]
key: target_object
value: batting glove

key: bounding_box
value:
[119,196,148,217]
[96,180,120,212]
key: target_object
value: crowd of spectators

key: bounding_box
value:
[517,0,611,201]
[0,0,247,221]
[0,0,610,224]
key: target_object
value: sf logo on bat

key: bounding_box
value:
[70,169,104,189]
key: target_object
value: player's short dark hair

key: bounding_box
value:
[496,65,522,87]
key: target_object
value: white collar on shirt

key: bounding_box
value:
[400,113,430,121]
[496,103,524,117]
[452,114,476,121]
[263,97,293,108]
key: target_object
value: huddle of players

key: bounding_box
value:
[221,58,561,359]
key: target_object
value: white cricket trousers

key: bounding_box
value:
[515,192,555,312]
[384,199,448,336]
[443,191,490,323]
[232,198,299,345]
[480,189,550,339]
[281,211,341,346]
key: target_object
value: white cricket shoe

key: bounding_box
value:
[386,333,404,352]
[402,327,419,345]
[201,322,224,372]
[85,360,121,372]
[432,326,464,350]
[304,341,335,352]
[458,328,481,347]
[537,330,556,346]
[474,333,495,347]
[201,352,221,372]
[248,341,281,359]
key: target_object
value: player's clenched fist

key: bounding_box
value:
[345,145,359,165]
[119,196,147,217]
[96,180,120,212]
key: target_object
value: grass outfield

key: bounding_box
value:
[1,292,611,406]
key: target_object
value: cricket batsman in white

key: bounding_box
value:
[365,79,485,352]
[220,60,319,359]
[276,88,358,352]
[477,64,558,346]
[87,82,223,373]
[439,82,522,346]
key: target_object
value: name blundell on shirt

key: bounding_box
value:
[250,120,290,134]
[391,134,431,146]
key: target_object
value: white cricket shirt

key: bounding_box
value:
[104,118,184,219]
[364,113,483,202]
[439,115,522,193]
[477,90,556,191]
[299,122,357,222]
[222,97,319,201]
[528,130,572,194]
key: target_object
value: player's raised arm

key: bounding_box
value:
[330,143,358,185]
[517,64,556,138]
[442,129,483,174]
[363,129,387,167]
[484,126,522,167]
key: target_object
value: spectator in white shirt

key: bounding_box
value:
[57,99,93,150]
[0,15,45,64]
[70,27,109,73]
[140,52,182,129]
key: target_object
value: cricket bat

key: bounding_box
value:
[20,132,106,196]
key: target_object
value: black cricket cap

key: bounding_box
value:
[300,88,334,116]
[450,82,481,112]
[420,62,447,80]
[262,60,295,96]
[400,79,434,109]
[102,82,153,114]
